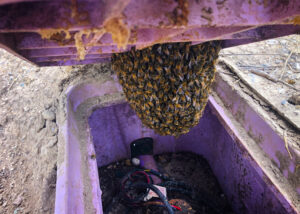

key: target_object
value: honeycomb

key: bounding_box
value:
[112,41,220,136]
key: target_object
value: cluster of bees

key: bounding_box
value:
[111,41,220,136]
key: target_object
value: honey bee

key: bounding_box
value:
[150,53,155,61]
[169,75,176,83]
[163,84,170,92]
[132,73,137,81]
[174,49,180,59]
[156,105,162,112]
[175,62,181,71]
[155,65,163,73]
[156,46,162,54]
[164,129,171,135]
[180,95,186,103]
[144,72,150,80]
[174,120,179,126]
[135,51,141,58]
[156,56,163,64]
[163,47,170,56]
[166,118,173,124]
[185,93,191,102]
[143,53,150,62]
[175,103,182,108]
[134,60,139,70]
[152,75,160,81]
[158,90,164,99]
[153,83,158,91]
[150,99,156,107]
[177,87,183,95]
[164,67,171,75]
[148,65,154,73]
[163,95,168,102]
[194,79,200,87]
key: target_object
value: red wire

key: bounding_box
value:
[144,200,182,211]
[171,205,181,211]
[131,171,151,184]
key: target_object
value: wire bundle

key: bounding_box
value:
[118,169,223,214]
[120,169,177,214]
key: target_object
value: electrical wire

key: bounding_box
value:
[144,200,181,211]
[119,168,224,214]
[146,169,223,214]
[120,169,176,213]
[121,169,152,205]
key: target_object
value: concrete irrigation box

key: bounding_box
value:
[54,72,299,214]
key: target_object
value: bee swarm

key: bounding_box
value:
[112,41,220,136]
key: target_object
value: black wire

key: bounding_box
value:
[119,169,223,213]
[120,169,153,205]
[146,169,223,213]
[147,169,172,180]
[131,182,175,214]
[160,181,223,214]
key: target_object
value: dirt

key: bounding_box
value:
[0,49,114,214]
[220,35,300,131]
[0,50,64,214]
[0,34,299,214]
[98,152,234,214]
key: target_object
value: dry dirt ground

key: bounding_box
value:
[0,35,299,214]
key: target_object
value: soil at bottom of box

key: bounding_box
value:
[98,152,235,214]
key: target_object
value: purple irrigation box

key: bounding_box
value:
[55,75,299,214]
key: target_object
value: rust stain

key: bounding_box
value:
[247,127,263,145]
[104,17,130,50]
[63,57,71,63]
[39,28,73,46]
[201,6,213,24]
[276,151,300,190]
[74,28,105,60]
[291,16,300,25]
[74,29,90,60]
[166,0,189,26]
[275,151,290,172]
[129,29,138,44]
[287,162,300,191]
[39,28,71,40]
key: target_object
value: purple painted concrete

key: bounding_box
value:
[55,81,123,214]
[213,73,300,195]
[0,0,299,66]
